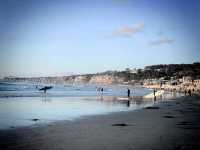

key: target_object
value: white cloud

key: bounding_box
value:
[149,37,174,46]
[112,22,144,38]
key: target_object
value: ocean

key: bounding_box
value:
[0,82,153,129]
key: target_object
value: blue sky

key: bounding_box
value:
[0,0,200,77]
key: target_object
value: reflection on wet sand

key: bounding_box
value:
[0,90,183,129]
[96,91,184,108]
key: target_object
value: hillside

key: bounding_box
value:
[2,62,200,85]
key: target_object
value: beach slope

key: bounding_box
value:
[0,95,200,150]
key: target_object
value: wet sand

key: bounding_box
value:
[0,95,200,150]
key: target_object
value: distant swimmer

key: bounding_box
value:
[39,86,53,93]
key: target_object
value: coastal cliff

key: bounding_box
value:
[2,74,126,85]
[2,62,200,87]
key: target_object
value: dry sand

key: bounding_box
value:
[0,95,200,150]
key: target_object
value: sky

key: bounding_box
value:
[0,0,200,77]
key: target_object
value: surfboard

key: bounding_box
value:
[143,90,164,99]
[39,86,53,91]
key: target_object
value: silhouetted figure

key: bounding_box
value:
[97,87,101,92]
[184,90,187,96]
[188,89,191,96]
[153,89,156,101]
[127,88,130,97]
[39,86,53,93]
[100,88,104,96]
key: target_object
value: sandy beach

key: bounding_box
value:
[0,95,200,150]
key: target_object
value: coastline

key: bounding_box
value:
[0,95,200,150]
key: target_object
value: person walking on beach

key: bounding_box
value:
[127,88,130,97]
[184,89,187,96]
[153,89,156,101]
[101,87,104,94]
[97,87,101,92]
[188,89,192,96]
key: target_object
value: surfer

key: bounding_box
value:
[39,86,53,93]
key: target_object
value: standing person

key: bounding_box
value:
[97,87,101,93]
[101,87,103,94]
[153,89,156,101]
[127,88,130,97]
[184,89,187,96]
[188,89,191,96]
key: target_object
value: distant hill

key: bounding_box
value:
[142,62,200,80]
[2,62,200,85]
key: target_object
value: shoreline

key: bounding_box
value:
[0,95,200,150]
[0,90,181,130]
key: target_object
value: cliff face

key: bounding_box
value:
[64,75,90,84]
[2,74,125,85]
[64,74,124,85]
[2,62,200,85]
[89,75,115,84]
